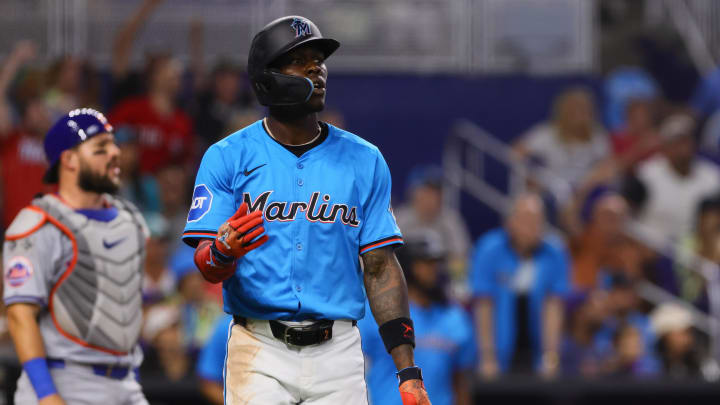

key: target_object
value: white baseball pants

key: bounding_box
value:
[224,318,369,405]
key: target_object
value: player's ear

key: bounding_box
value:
[60,149,79,172]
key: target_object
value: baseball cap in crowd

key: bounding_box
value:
[650,303,694,337]
[405,165,443,193]
[43,108,114,183]
[659,114,695,142]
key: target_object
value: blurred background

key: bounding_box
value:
[1,0,720,404]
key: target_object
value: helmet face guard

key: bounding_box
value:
[248,16,340,107]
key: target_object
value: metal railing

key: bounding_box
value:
[443,119,720,362]
[645,0,718,75]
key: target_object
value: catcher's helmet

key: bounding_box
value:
[248,16,340,106]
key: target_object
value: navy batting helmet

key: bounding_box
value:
[42,108,114,183]
[248,16,340,106]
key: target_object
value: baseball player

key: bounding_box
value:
[3,108,149,405]
[182,15,431,405]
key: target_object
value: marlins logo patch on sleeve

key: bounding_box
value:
[188,184,213,222]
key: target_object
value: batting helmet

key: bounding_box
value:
[248,16,340,106]
[42,108,114,183]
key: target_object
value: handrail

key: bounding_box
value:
[443,119,720,361]
[657,0,717,75]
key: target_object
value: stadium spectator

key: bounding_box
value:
[593,273,660,377]
[0,40,37,134]
[170,259,223,353]
[0,73,53,231]
[141,304,194,382]
[110,0,166,105]
[610,98,662,171]
[650,303,719,380]
[691,64,720,121]
[513,87,610,187]
[631,114,720,244]
[569,189,651,289]
[359,232,475,405]
[395,165,472,287]
[673,195,720,310]
[142,213,177,306]
[109,54,195,175]
[469,193,569,377]
[196,314,233,405]
[561,290,609,377]
[603,67,659,133]
[43,56,100,121]
[603,323,648,377]
[191,61,256,148]
[156,164,193,247]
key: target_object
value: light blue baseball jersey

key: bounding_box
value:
[196,314,233,383]
[359,300,476,405]
[182,120,403,321]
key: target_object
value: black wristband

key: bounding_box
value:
[378,317,415,353]
[210,241,235,264]
[396,366,423,385]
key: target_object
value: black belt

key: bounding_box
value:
[233,315,355,346]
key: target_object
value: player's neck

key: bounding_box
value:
[57,179,106,210]
[266,114,320,146]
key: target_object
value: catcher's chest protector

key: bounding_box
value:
[33,195,145,354]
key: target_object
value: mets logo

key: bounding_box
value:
[244,191,360,226]
[5,256,33,288]
[290,18,312,38]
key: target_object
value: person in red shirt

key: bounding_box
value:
[0,98,54,230]
[610,98,662,171]
[110,55,194,175]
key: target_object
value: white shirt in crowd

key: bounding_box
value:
[636,155,720,243]
[522,123,609,187]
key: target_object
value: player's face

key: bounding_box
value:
[273,45,328,112]
[75,133,122,194]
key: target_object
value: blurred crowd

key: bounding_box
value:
[0,1,720,404]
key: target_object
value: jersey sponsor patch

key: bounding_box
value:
[5,256,33,287]
[188,184,213,222]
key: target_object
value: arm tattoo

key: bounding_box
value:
[362,246,410,325]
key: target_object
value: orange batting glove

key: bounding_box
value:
[214,203,268,259]
[397,367,431,405]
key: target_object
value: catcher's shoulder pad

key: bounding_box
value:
[5,206,48,240]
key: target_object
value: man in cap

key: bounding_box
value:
[3,108,149,404]
[182,15,430,404]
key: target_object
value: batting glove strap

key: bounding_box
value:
[397,366,423,385]
[210,240,236,264]
[378,317,415,353]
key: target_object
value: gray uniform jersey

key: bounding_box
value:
[3,194,147,367]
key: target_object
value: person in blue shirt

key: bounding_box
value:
[196,314,233,405]
[470,193,570,378]
[360,232,475,405]
[592,273,660,376]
